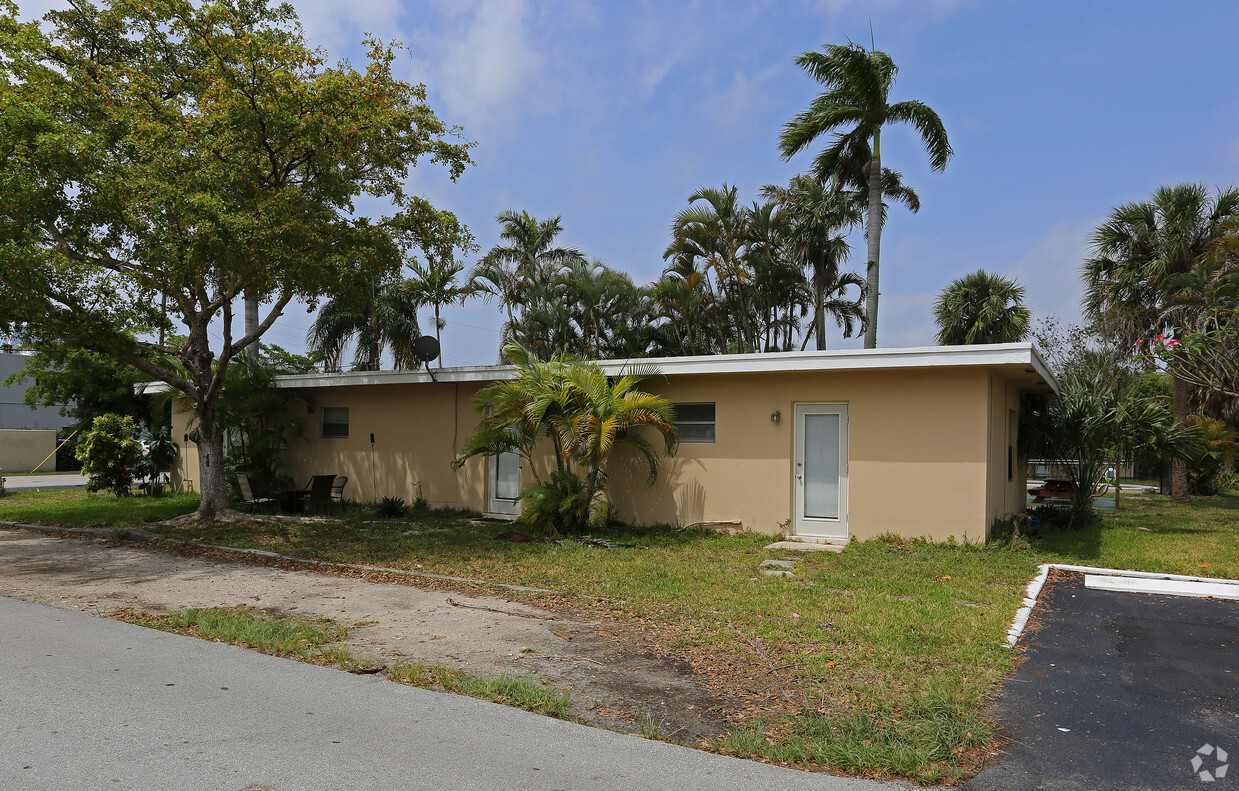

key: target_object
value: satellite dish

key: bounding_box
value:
[413,336,441,365]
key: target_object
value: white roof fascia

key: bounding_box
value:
[262,343,1059,393]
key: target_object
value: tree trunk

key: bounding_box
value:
[814,266,827,351]
[435,304,443,368]
[244,292,260,357]
[1171,372,1191,503]
[192,397,230,519]
[863,144,882,349]
[1114,453,1122,510]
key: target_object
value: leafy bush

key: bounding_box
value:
[1187,415,1237,495]
[411,482,429,514]
[990,512,1035,545]
[517,469,608,535]
[1028,503,1079,531]
[375,496,407,518]
[75,413,144,496]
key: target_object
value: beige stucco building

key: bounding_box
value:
[171,343,1056,543]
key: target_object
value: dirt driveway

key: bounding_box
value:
[0,526,732,743]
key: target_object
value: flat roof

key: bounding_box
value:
[266,343,1058,394]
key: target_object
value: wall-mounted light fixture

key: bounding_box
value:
[770,410,781,424]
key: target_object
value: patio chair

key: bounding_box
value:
[236,472,277,514]
[330,476,348,512]
[299,474,338,514]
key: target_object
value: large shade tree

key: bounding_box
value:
[0,0,473,519]
[779,42,952,349]
[1083,183,1239,502]
[933,269,1031,345]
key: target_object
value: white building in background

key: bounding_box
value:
[0,352,74,432]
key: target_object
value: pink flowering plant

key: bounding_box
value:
[1137,316,1239,400]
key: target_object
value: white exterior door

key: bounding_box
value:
[793,403,849,539]
[487,451,522,516]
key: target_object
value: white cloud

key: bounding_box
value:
[290,0,407,54]
[1005,218,1098,327]
[703,61,785,132]
[873,287,939,348]
[405,0,554,143]
[816,0,973,22]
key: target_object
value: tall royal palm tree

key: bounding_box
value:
[933,269,1031,345]
[779,42,952,349]
[1084,183,1239,502]
[306,277,421,371]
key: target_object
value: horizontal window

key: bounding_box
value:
[321,407,349,438]
[673,402,715,443]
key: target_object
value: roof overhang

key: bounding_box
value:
[261,343,1059,395]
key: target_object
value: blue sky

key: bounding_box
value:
[23,0,1239,366]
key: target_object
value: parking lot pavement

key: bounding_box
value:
[968,570,1239,791]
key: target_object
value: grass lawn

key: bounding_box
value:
[1036,492,1239,578]
[0,488,199,528]
[2,487,1236,782]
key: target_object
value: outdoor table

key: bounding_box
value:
[278,489,306,514]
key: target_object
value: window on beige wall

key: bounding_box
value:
[673,403,715,443]
[322,407,349,438]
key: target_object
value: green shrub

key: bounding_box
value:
[990,512,1035,544]
[411,482,429,514]
[516,469,607,535]
[375,496,407,518]
[75,413,143,496]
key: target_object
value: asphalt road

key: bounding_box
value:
[0,596,905,791]
[3,474,88,491]
[967,571,1239,791]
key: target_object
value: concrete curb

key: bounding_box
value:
[1006,562,1239,647]
[0,520,561,595]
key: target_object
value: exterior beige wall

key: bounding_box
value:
[172,384,491,509]
[610,367,994,542]
[169,363,1035,542]
[984,376,1027,539]
[0,429,57,473]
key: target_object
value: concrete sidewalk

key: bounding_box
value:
[3,473,88,490]
[0,596,906,791]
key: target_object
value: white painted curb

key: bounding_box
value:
[1006,563,1239,647]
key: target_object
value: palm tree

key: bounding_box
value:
[933,269,1031,345]
[815,269,868,345]
[779,43,952,349]
[306,277,421,371]
[456,342,678,533]
[403,259,465,367]
[665,185,759,352]
[1084,183,1239,502]
[562,359,678,528]
[762,175,862,349]
[468,210,587,360]
[650,265,716,356]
